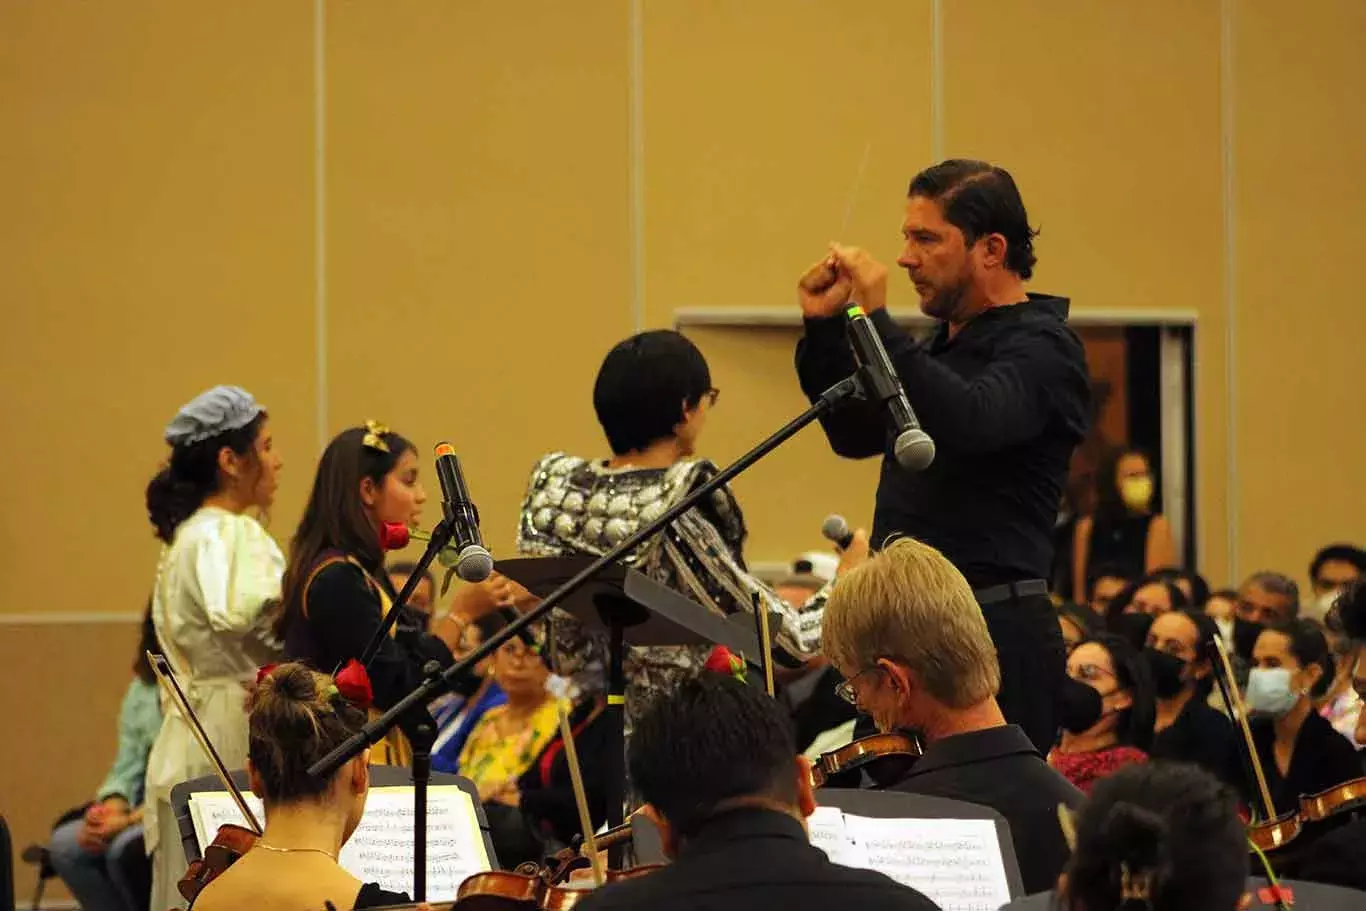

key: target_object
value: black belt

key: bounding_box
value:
[973,578,1049,606]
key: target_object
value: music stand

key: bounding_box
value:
[497,555,784,865]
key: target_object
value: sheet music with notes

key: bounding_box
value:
[187,785,491,901]
[807,806,1011,911]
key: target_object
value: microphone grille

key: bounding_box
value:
[894,429,936,472]
[821,514,850,542]
[456,546,495,583]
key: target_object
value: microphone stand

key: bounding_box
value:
[308,372,866,887]
[354,517,453,902]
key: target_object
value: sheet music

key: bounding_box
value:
[188,785,490,901]
[806,805,866,868]
[839,814,1011,911]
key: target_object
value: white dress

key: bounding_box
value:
[143,506,284,910]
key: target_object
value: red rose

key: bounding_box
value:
[334,659,374,709]
[379,522,410,551]
[255,663,279,686]
[704,646,745,680]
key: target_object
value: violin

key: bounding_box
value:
[147,653,264,903]
[1246,777,1366,854]
[808,732,923,789]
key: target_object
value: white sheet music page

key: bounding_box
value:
[187,785,490,902]
[839,814,1011,911]
[806,805,869,868]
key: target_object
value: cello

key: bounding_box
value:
[145,652,263,904]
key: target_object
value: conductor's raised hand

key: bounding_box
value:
[829,244,889,313]
[798,251,854,318]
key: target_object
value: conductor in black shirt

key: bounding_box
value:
[573,674,938,911]
[796,159,1090,750]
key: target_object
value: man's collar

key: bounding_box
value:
[676,807,807,858]
[904,724,1041,777]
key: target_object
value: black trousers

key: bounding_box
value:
[981,590,1066,752]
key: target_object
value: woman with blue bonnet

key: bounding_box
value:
[141,384,286,910]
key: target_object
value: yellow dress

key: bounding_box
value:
[457,700,560,801]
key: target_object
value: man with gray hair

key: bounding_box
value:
[823,537,1082,895]
[1237,571,1300,627]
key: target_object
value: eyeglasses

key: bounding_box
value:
[834,666,883,705]
[704,388,721,407]
[1069,663,1116,684]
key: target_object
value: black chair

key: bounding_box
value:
[1,813,15,911]
[17,844,54,911]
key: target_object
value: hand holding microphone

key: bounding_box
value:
[822,513,871,575]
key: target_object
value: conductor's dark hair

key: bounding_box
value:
[1309,544,1366,585]
[908,159,1039,279]
[593,330,712,456]
[1262,620,1336,699]
[146,412,266,544]
[630,673,798,839]
[1063,762,1247,911]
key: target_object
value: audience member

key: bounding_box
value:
[1144,611,1244,792]
[823,537,1082,894]
[1153,567,1210,609]
[573,674,939,911]
[1086,563,1131,619]
[1057,602,1100,655]
[386,560,436,630]
[1237,571,1299,627]
[1204,588,1238,645]
[1057,762,1247,911]
[1105,574,1188,623]
[1247,620,1360,816]
[457,636,558,805]
[142,386,285,910]
[1050,635,1154,795]
[49,607,162,911]
[192,663,410,911]
[1317,621,1364,750]
[431,611,508,774]
[1072,447,1175,600]
[1306,544,1366,622]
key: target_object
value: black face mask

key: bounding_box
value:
[1058,676,1104,734]
[1233,617,1264,662]
[1144,648,1188,699]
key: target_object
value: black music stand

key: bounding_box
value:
[497,555,784,866]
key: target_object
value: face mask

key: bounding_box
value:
[1303,589,1342,623]
[1214,617,1235,645]
[1245,667,1300,718]
[1119,476,1154,511]
[1145,648,1188,699]
[1059,676,1104,734]
[1233,617,1264,662]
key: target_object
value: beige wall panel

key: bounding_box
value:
[325,0,633,567]
[1234,1,1366,587]
[942,1,1229,583]
[0,1,316,617]
[641,0,935,322]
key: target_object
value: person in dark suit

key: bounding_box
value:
[572,674,938,911]
[823,537,1083,894]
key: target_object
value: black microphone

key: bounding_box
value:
[821,514,855,550]
[845,305,935,471]
[433,442,495,582]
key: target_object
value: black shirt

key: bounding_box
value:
[889,724,1084,895]
[1251,711,1362,817]
[1086,512,1153,582]
[796,296,1090,586]
[1150,697,1246,797]
[573,808,938,911]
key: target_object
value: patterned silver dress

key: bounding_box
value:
[517,453,823,724]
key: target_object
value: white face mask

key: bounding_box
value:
[1303,589,1343,623]
[1246,667,1301,718]
[1214,618,1235,644]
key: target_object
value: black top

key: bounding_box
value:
[282,555,471,711]
[1085,512,1153,582]
[1150,697,1246,797]
[796,297,1090,586]
[889,724,1084,895]
[1251,711,1361,817]
[517,697,612,846]
[573,808,938,911]
[1001,878,1366,911]
[353,882,411,908]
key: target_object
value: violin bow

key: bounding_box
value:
[1208,636,1277,822]
[548,677,605,886]
[148,652,264,836]
[752,591,775,698]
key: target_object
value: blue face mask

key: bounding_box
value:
[1246,667,1300,718]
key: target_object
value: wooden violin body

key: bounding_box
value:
[809,732,922,789]
[177,823,259,902]
[1247,776,1366,854]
